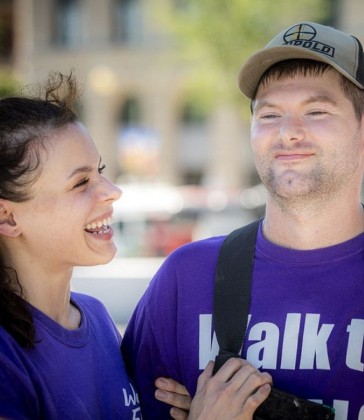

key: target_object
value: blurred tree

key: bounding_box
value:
[0,71,18,97]
[153,0,332,110]
[0,0,18,97]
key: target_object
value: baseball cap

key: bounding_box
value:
[238,21,364,99]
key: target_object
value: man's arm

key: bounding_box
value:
[155,359,272,419]
[122,297,173,418]
[121,255,183,418]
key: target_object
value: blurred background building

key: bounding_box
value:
[6,0,256,188]
[1,0,363,259]
[3,0,362,190]
[0,0,363,324]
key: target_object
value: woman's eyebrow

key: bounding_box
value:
[68,165,93,179]
[67,157,102,179]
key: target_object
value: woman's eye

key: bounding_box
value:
[73,178,89,189]
[72,164,105,189]
[98,164,106,174]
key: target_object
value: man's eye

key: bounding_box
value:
[98,164,106,174]
[308,110,327,115]
[260,113,278,119]
[74,178,89,188]
[257,114,278,120]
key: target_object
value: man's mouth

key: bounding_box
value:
[84,216,112,234]
[275,152,315,161]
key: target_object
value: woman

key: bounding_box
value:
[0,72,143,418]
[0,72,271,419]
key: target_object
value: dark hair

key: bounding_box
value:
[0,72,79,348]
[252,59,364,120]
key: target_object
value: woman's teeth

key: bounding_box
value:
[84,217,112,231]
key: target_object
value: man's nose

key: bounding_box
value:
[279,115,305,142]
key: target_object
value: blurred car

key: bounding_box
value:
[112,183,265,257]
[72,183,267,326]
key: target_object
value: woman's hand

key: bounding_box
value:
[155,377,191,419]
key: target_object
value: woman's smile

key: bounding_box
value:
[84,216,114,240]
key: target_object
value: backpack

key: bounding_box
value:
[213,219,335,419]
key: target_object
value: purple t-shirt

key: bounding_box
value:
[0,292,141,419]
[122,222,364,420]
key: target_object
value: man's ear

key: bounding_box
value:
[0,200,20,238]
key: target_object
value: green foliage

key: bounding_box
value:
[0,71,19,97]
[155,0,331,110]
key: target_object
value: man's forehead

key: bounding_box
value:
[260,64,337,85]
[255,67,340,97]
[251,71,344,112]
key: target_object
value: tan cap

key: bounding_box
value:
[238,22,364,99]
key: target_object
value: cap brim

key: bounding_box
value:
[238,45,363,99]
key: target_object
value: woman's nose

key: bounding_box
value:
[100,180,122,202]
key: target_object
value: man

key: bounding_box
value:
[122,21,364,419]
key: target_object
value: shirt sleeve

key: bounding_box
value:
[0,350,40,419]
[122,254,182,420]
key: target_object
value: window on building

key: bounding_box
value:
[117,97,162,180]
[54,0,81,47]
[113,0,142,44]
[178,101,209,185]
[0,0,13,61]
[181,102,207,125]
[120,97,141,125]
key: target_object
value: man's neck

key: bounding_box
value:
[262,199,364,250]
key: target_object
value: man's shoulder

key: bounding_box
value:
[166,235,226,263]
[148,235,227,291]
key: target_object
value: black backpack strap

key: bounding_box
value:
[212,219,261,375]
[211,219,336,420]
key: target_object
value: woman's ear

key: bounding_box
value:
[0,200,20,238]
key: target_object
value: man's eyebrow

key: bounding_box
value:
[252,100,275,113]
[252,95,338,113]
[303,95,338,106]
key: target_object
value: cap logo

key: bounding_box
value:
[282,23,335,58]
